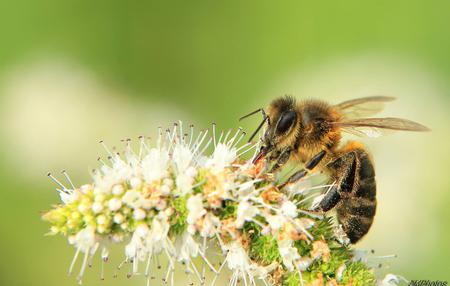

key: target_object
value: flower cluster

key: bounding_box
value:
[43,122,399,286]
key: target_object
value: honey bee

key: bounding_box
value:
[241,96,429,243]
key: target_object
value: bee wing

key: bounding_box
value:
[335,117,430,138]
[335,96,396,119]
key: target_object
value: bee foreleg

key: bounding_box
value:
[278,150,326,188]
[269,147,292,173]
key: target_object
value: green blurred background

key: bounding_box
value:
[1,1,449,285]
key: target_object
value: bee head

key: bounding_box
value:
[241,96,299,163]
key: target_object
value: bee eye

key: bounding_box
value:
[276,110,297,134]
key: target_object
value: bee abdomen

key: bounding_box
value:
[337,207,375,243]
[355,177,377,200]
[339,197,377,217]
[355,152,377,202]
[337,149,377,243]
[358,152,375,180]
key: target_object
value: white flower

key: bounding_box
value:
[113,213,124,224]
[67,226,99,281]
[141,198,154,210]
[278,239,300,272]
[125,230,146,261]
[111,157,135,183]
[205,143,237,171]
[173,145,193,172]
[249,262,278,279]
[176,173,194,195]
[225,242,252,271]
[235,200,259,228]
[96,215,107,225]
[108,198,122,211]
[112,184,124,195]
[186,166,197,178]
[200,213,220,238]
[266,214,286,231]
[160,184,171,196]
[77,202,90,213]
[73,226,97,251]
[174,231,199,262]
[281,200,298,218]
[92,202,104,214]
[94,193,106,202]
[186,194,206,225]
[129,177,142,189]
[79,184,91,193]
[122,190,144,208]
[224,242,270,285]
[125,239,137,258]
[146,214,170,254]
[135,223,149,237]
[236,180,256,197]
[141,148,170,183]
[133,208,146,220]
[59,191,77,204]
[125,216,170,264]
[163,178,174,187]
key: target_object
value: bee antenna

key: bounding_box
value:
[240,108,270,142]
[239,108,263,121]
[247,116,268,142]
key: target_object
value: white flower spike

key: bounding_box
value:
[43,122,394,286]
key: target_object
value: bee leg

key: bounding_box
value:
[316,185,341,211]
[315,151,357,212]
[267,150,282,163]
[269,148,292,173]
[278,150,326,188]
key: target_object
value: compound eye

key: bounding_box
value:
[276,110,297,134]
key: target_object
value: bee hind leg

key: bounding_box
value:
[315,151,358,212]
[316,185,341,211]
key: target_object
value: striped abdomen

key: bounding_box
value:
[335,149,377,243]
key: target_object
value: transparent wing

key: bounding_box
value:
[335,96,396,119]
[335,117,430,138]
